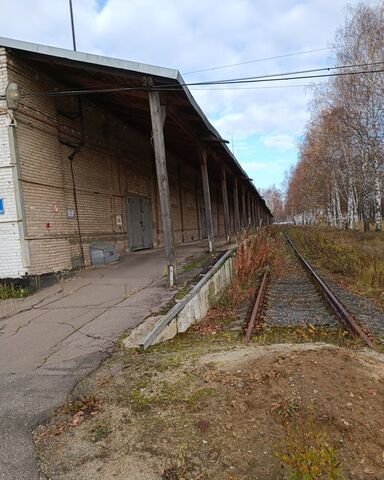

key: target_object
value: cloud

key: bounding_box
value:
[0,0,374,188]
[261,134,297,151]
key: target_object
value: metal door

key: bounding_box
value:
[127,197,142,251]
[127,197,153,251]
[127,196,153,251]
[141,198,153,249]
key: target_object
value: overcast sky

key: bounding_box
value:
[0,0,380,189]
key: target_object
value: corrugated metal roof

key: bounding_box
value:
[0,36,271,214]
[0,36,179,79]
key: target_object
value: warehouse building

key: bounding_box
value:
[0,37,272,283]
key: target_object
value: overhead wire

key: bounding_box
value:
[188,83,326,90]
[178,60,384,87]
[182,47,334,74]
[0,60,383,99]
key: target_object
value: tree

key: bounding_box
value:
[286,2,384,231]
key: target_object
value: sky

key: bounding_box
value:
[0,0,380,189]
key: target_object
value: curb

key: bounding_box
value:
[138,247,236,349]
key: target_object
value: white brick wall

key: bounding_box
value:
[0,50,25,278]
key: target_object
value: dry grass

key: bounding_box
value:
[227,229,286,307]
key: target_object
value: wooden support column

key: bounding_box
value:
[233,177,241,235]
[221,166,231,243]
[251,197,255,229]
[177,164,185,243]
[241,186,247,229]
[200,147,214,252]
[247,191,252,228]
[148,90,176,286]
[255,201,260,227]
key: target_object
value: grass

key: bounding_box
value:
[0,282,30,300]
[283,226,384,306]
[174,285,189,301]
[277,418,343,480]
[252,325,362,348]
[89,422,111,443]
[182,253,213,272]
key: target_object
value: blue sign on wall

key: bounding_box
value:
[0,198,4,215]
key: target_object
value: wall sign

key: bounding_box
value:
[0,198,4,215]
[67,208,76,219]
[52,202,59,214]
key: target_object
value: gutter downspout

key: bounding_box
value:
[7,110,31,271]
[67,97,85,267]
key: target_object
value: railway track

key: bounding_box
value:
[244,233,375,349]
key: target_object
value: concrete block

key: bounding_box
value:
[153,318,178,344]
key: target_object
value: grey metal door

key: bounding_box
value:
[127,196,153,251]
[141,198,153,249]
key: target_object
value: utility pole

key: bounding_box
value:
[69,0,77,51]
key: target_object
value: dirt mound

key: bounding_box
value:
[35,342,384,479]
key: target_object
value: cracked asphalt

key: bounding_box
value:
[0,242,210,479]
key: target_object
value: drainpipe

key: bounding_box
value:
[5,83,30,271]
[67,97,86,267]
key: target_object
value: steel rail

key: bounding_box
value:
[284,233,375,349]
[244,271,269,343]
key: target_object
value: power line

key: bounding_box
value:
[181,60,384,87]
[1,61,382,99]
[189,83,325,90]
[182,47,334,75]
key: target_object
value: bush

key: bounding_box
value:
[227,229,285,306]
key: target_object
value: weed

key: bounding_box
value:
[271,400,300,420]
[61,396,101,417]
[90,422,111,442]
[228,229,286,307]
[175,286,189,301]
[162,456,192,480]
[0,283,30,300]
[182,254,212,272]
[277,418,343,480]
[127,389,157,411]
[187,387,217,406]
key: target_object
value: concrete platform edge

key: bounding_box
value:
[137,247,236,349]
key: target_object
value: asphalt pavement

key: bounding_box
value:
[0,242,210,479]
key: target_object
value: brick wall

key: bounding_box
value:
[1,52,230,277]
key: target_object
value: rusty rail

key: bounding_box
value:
[284,233,375,349]
[244,271,268,343]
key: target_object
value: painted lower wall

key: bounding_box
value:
[0,50,25,278]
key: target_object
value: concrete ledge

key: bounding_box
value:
[124,248,236,350]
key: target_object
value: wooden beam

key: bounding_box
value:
[168,107,196,139]
[148,90,176,286]
[200,147,214,252]
[221,166,231,243]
